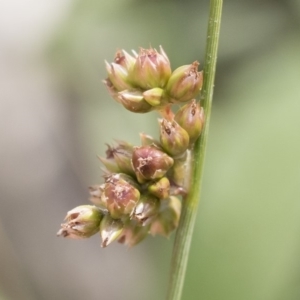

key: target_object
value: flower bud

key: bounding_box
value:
[118,220,150,247]
[102,173,140,219]
[105,61,132,92]
[100,215,123,247]
[143,87,166,107]
[159,119,189,157]
[57,205,103,239]
[131,194,160,226]
[150,196,181,237]
[104,49,137,92]
[131,145,174,183]
[166,61,203,102]
[174,100,205,144]
[131,46,171,89]
[147,177,170,199]
[117,89,153,113]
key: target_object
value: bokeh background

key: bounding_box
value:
[1,0,300,299]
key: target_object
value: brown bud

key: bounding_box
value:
[131,145,174,183]
[174,99,205,144]
[102,173,140,219]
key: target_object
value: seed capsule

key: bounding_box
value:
[174,99,205,144]
[159,119,189,157]
[102,173,140,219]
[131,145,174,183]
[57,205,103,239]
[166,61,203,103]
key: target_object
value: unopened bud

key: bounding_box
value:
[118,220,150,247]
[131,145,174,183]
[147,177,170,199]
[166,61,203,102]
[57,205,103,239]
[131,46,171,89]
[100,215,123,247]
[117,90,153,113]
[105,61,132,92]
[143,88,166,107]
[159,119,189,157]
[150,196,181,237]
[174,100,205,144]
[102,173,140,219]
[131,194,160,226]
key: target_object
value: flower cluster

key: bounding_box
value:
[104,47,203,113]
[57,46,205,248]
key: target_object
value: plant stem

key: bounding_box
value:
[166,1,223,299]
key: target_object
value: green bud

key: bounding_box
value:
[102,173,140,219]
[57,205,103,239]
[174,100,205,144]
[100,215,123,247]
[117,89,153,113]
[159,119,189,157]
[143,87,166,107]
[104,49,137,92]
[150,196,181,237]
[147,177,170,199]
[131,194,160,226]
[131,46,171,89]
[118,220,150,247]
[166,61,203,102]
[131,145,174,183]
[105,61,132,92]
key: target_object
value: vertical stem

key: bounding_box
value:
[166,1,223,300]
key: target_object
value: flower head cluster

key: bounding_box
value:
[104,46,203,113]
[57,46,205,248]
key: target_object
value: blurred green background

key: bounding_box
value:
[1,0,300,299]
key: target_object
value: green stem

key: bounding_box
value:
[166,1,223,299]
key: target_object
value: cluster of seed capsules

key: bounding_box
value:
[57,46,204,247]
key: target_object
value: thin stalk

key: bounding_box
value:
[166,1,223,300]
